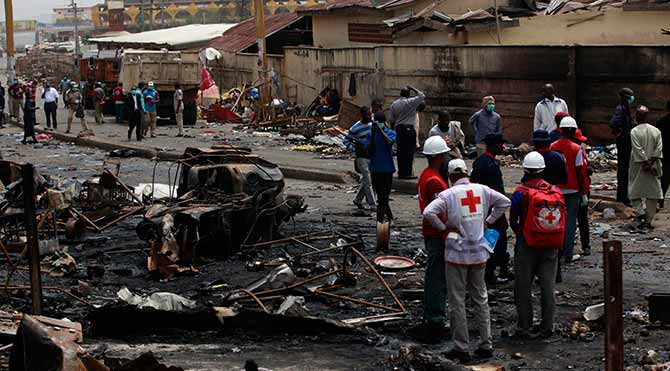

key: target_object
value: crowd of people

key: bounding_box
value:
[343,84,670,362]
[1,76,186,143]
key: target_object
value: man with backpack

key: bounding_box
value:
[510,152,566,340]
[343,106,375,211]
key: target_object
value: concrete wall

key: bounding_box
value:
[468,9,670,45]
[312,13,386,48]
[211,51,284,93]
[280,45,670,145]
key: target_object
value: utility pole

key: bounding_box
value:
[23,164,43,315]
[71,0,80,59]
[4,0,15,83]
[254,0,269,108]
[150,0,154,30]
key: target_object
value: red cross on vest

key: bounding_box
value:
[460,189,481,213]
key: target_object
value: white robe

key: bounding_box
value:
[629,123,663,200]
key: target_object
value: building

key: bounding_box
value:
[53,5,105,28]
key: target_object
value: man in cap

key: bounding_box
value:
[609,87,635,205]
[417,136,451,340]
[534,83,569,132]
[510,152,566,339]
[471,133,511,284]
[469,96,502,157]
[550,117,587,265]
[423,159,510,362]
[65,82,91,134]
[389,85,425,179]
[530,130,567,186]
[143,81,160,137]
[629,105,663,230]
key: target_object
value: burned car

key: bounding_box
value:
[136,146,306,278]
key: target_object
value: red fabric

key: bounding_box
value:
[483,151,496,160]
[418,168,448,239]
[550,138,582,191]
[200,67,215,91]
[514,178,566,249]
[112,86,124,102]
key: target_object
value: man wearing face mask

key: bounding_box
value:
[609,88,635,205]
[469,96,502,157]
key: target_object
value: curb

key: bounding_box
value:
[12,121,356,185]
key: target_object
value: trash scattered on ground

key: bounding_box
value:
[584,303,605,321]
[117,287,197,312]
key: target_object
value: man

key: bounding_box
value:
[126,85,145,142]
[423,159,510,362]
[65,82,91,134]
[609,87,635,205]
[0,81,5,128]
[429,110,465,179]
[343,106,375,211]
[471,134,511,284]
[629,105,663,230]
[42,82,59,130]
[657,101,670,208]
[368,111,397,227]
[510,152,565,340]
[417,136,450,340]
[469,96,502,157]
[9,80,24,122]
[389,85,425,179]
[573,129,592,256]
[93,83,105,124]
[60,76,70,94]
[550,117,587,264]
[174,84,184,137]
[112,83,125,124]
[531,130,567,186]
[143,81,160,138]
[371,99,384,115]
[533,83,569,132]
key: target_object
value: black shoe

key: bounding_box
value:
[474,347,494,359]
[443,348,471,363]
[353,200,365,210]
[582,248,591,256]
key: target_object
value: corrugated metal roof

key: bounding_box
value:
[298,0,376,13]
[89,24,237,49]
[208,12,303,53]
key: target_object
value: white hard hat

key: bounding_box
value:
[423,136,450,156]
[559,116,578,129]
[523,151,546,170]
[448,159,469,175]
[148,81,154,87]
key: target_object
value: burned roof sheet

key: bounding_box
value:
[208,13,304,53]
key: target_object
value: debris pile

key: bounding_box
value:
[588,145,618,172]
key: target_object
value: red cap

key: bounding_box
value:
[554,111,570,120]
[575,129,588,143]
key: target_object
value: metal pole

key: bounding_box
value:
[254,0,269,107]
[493,0,502,44]
[4,0,15,83]
[604,240,623,371]
[150,0,155,30]
[22,164,43,315]
[71,0,80,58]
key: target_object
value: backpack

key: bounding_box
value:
[516,181,566,249]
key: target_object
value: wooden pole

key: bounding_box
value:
[254,0,270,114]
[604,240,623,371]
[493,0,502,44]
[22,164,43,315]
[4,0,15,83]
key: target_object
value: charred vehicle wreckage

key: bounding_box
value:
[136,146,307,278]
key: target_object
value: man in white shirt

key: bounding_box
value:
[423,159,510,362]
[42,82,59,130]
[174,84,184,137]
[534,84,569,132]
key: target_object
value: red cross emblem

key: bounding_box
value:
[545,211,556,224]
[460,189,481,213]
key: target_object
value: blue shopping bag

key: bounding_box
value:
[483,229,499,254]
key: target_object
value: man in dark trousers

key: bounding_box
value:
[609,87,635,206]
[126,85,145,141]
[417,136,450,341]
[389,85,425,179]
[657,100,670,208]
[530,130,567,186]
[471,133,511,284]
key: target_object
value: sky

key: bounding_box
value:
[1,0,101,23]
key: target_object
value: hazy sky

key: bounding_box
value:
[1,0,101,23]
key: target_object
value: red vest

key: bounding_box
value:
[550,138,582,191]
[514,179,566,249]
[418,168,448,238]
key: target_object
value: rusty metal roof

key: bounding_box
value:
[208,12,304,53]
[297,0,376,13]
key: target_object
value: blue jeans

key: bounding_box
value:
[562,193,580,260]
[115,103,124,123]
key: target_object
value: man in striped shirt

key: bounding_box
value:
[344,106,376,210]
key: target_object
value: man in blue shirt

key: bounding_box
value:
[469,96,502,157]
[471,133,511,284]
[368,111,397,226]
[528,130,567,186]
[343,106,375,210]
[143,81,160,138]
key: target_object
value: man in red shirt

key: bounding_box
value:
[417,136,450,340]
[112,83,125,124]
[550,117,587,267]
[573,129,592,256]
